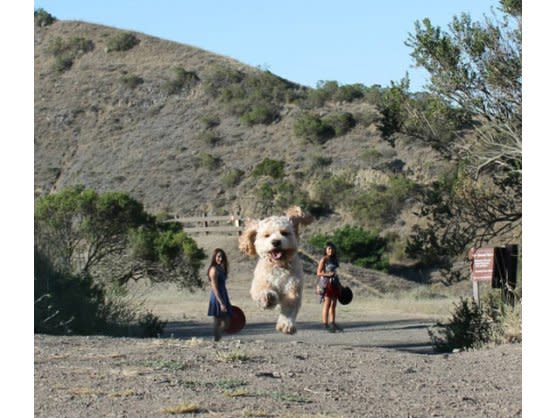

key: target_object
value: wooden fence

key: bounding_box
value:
[167,214,244,234]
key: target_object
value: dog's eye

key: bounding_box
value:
[264,233,271,238]
[280,230,290,236]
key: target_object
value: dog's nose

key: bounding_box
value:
[271,239,282,248]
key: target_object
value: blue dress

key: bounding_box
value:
[207,266,232,317]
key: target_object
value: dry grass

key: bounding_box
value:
[162,402,201,414]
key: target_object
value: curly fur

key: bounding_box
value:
[238,206,313,334]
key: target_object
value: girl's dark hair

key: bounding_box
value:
[207,248,228,277]
[323,242,339,266]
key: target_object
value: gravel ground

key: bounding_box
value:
[34,320,521,418]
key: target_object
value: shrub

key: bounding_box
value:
[222,168,244,187]
[203,65,245,98]
[34,186,206,291]
[120,74,144,89]
[253,180,311,215]
[309,225,389,271]
[35,8,56,27]
[310,173,354,210]
[200,115,221,129]
[106,32,140,52]
[34,248,166,337]
[332,83,366,102]
[196,153,220,170]
[309,154,333,171]
[203,65,301,124]
[428,292,521,352]
[349,175,417,227]
[293,113,335,144]
[53,55,74,73]
[251,158,285,179]
[239,102,280,126]
[322,112,356,137]
[163,67,200,95]
[48,36,95,73]
[196,131,221,146]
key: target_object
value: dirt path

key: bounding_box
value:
[34,332,521,418]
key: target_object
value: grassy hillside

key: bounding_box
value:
[34,19,455,270]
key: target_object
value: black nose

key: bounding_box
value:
[271,239,281,248]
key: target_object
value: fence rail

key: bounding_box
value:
[166,214,244,235]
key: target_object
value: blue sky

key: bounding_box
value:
[33,0,501,91]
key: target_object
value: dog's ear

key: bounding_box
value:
[238,219,258,256]
[286,206,313,238]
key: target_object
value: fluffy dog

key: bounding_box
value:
[239,206,313,334]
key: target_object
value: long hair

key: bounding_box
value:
[207,248,228,277]
[323,241,339,266]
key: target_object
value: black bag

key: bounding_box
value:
[338,286,353,305]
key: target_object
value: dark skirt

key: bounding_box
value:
[207,286,232,317]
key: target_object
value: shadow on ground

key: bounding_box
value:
[163,318,436,354]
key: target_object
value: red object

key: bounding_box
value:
[225,306,246,334]
[470,247,496,282]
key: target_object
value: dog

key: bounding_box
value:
[239,206,313,334]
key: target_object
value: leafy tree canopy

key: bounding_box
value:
[389,0,522,271]
[34,186,206,290]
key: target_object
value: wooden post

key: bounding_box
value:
[472,280,481,308]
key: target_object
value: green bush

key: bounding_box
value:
[203,65,301,124]
[309,225,389,271]
[53,55,74,73]
[48,36,95,73]
[203,65,245,98]
[34,248,166,337]
[120,74,144,89]
[196,131,221,146]
[222,168,244,187]
[239,102,280,126]
[427,293,522,352]
[310,174,354,210]
[322,112,356,136]
[162,67,200,95]
[35,186,206,291]
[252,158,285,179]
[35,8,56,27]
[254,180,311,215]
[350,175,417,227]
[309,154,333,171]
[106,32,140,52]
[332,83,366,102]
[200,115,221,129]
[196,153,220,170]
[293,113,335,144]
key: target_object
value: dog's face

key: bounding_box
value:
[239,206,313,260]
[253,216,298,262]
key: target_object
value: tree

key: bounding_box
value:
[397,0,521,269]
[34,186,206,291]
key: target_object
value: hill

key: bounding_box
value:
[34,19,454,272]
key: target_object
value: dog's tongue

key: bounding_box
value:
[270,250,283,260]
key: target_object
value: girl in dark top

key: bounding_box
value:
[207,248,232,341]
[317,242,343,332]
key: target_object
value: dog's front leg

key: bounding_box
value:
[276,287,302,335]
[250,263,279,310]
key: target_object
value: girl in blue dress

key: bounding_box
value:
[207,248,232,341]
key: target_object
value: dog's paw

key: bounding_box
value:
[256,290,278,310]
[276,318,297,335]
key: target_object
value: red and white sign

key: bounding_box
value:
[471,247,495,282]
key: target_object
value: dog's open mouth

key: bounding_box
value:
[269,249,285,260]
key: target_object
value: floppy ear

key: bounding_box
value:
[238,219,259,256]
[286,206,313,238]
